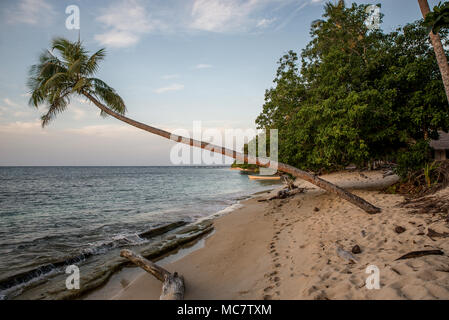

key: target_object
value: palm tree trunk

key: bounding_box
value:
[418,0,449,103]
[83,91,381,214]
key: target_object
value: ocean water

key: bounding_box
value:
[0,166,280,299]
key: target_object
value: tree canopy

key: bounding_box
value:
[255,1,449,176]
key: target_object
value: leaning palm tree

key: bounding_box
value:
[28,37,380,214]
[418,0,449,103]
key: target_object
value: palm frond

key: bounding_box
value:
[41,93,70,127]
[42,72,69,92]
[88,78,126,114]
[68,58,82,75]
[72,78,88,93]
[84,48,106,75]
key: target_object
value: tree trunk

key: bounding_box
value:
[418,0,449,103]
[120,249,185,300]
[83,92,381,214]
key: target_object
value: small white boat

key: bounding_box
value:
[248,175,281,180]
[230,167,254,172]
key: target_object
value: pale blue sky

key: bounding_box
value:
[0,0,440,165]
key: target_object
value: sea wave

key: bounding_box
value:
[0,219,209,300]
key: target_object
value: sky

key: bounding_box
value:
[0,0,441,166]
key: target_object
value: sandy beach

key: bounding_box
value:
[86,170,449,300]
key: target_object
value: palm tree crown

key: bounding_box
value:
[28,37,126,127]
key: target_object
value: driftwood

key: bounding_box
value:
[395,249,444,261]
[258,188,305,202]
[120,249,185,300]
[269,188,305,200]
[427,228,449,240]
[282,176,297,190]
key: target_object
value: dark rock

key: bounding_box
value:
[395,226,406,234]
[139,221,187,239]
[351,245,362,254]
[314,207,320,212]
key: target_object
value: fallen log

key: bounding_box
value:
[120,249,185,300]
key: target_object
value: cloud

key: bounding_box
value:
[70,107,87,120]
[93,0,313,40]
[189,0,299,32]
[3,98,20,108]
[256,18,276,28]
[94,0,159,48]
[95,30,141,48]
[162,74,180,79]
[0,120,42,133]
[194,64,213,69]
[190,0,256,32]
[13,111,32,117]
[154,83,185,94]
[65,124,140,137]
[0,98,35,119]
[0,106,5,117]
[6,0,55,25]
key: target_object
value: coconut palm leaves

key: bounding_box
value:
[27,37,125,127]
[423,1,449,34]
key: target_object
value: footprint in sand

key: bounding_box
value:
[263,286,273,292]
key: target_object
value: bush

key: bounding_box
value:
[394,140,432,179]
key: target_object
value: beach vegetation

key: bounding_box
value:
[256,1,449,179]
[423,1,449,34]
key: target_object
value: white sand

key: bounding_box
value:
[90,171,449,300]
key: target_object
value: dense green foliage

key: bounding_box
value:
[423,1,449,34]
[255,1,449,177]
[28,38,125,127]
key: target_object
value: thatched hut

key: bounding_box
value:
[430,131,449,160]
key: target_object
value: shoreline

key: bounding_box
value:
[83,188,276,300]
[1,167,280,300]
[85,170,449,300]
